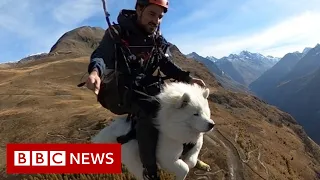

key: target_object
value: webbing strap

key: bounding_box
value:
[101,0,120,40]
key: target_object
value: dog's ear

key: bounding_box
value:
[203,88,210,99]
[176,93,190,109]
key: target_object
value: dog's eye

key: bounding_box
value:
[194,113,199,116]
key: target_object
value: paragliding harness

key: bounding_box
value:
[95,28,169,117]
[99,20,170,112]
[77,0,172,143]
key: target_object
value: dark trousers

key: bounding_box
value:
[124,87,161,176]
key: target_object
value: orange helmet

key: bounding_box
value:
[137,0,169,12]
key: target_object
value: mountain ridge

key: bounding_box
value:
[50,26,105,55]
[186,52,250,93]
[186,51,279,88]
[216,51,279,86]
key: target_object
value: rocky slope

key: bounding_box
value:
[50,26,105,55]
[0,26,319,180]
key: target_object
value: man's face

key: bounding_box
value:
[136,4,165,34]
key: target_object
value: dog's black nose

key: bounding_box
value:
[208,123,215,130]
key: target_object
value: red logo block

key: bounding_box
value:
[6,143,122,174]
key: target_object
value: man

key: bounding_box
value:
[86,0,205,179]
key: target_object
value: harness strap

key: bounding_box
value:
[182,142,196,156]
[101,0,120,40]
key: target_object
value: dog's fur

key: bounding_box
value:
[91,82,215,180]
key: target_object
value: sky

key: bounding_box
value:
[1,0,320,63]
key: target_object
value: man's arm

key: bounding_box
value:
[157,38,193,83]
[159,55,192,83]
[88,26,118,77]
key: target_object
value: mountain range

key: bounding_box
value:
[249,44,320,144]
[186,44,319,145]
[216,51,279,86]
[186,52,250,93]
[187,51,279,89]
[0,26,319,180]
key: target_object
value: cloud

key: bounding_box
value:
[167,0,320,58]
[165,0,242,31]
[0,0,118,62]
[0,1,38,37]
[211,11,320,58]
[52,0,101,25]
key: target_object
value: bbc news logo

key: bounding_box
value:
[14,151,66,166]
[6,143,121,174]
[13,151,114,166]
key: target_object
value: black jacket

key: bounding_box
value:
[88,9,192,85]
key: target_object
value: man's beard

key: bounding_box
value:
[136,19,158,35]
[146,22,157,33]
[148,22,157,29]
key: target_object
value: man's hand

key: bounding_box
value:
[86,69,101,95]
[189,77,206,87]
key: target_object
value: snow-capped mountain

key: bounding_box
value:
[215,50,280,86]
[205,56,218,62]
[186,52,223,76]
[266,55,281,64]
[302,47,312,56]
[218,50,280,64]
[186,52,250,93]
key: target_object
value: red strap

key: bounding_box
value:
[121,39,129,47]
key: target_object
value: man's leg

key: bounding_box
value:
[129,89,161,179]
[136,113,159,179]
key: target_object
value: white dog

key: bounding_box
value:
[91,82,215,180]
